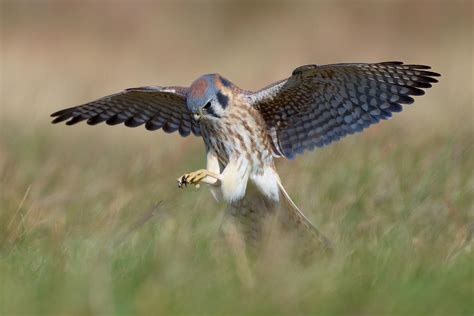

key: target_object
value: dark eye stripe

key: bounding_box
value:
[216,91,229,108]
[204,103,220,118]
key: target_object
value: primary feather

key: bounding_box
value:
[247,62,440,159]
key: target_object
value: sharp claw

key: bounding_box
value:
[177,170,210,189]
[177,175,187,189]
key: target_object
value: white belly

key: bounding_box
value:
[208,153,280,204]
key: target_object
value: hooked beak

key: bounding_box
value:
[193,109,203,121]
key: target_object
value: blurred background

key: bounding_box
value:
[1,1,473,315]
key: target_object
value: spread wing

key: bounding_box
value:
[51,86,200,137]
[247,62,440,159]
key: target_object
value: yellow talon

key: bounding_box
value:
[177,169,211,188]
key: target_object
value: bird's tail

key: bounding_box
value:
[276,180,333,250]
[220,174,333,255]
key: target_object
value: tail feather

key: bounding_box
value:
[276,180,333,249]
[220,174,333,256]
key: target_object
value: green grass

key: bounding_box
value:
[0,114,472,315]
[1,2,473,314]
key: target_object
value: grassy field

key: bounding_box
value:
[1,1,473,315]
[1,112,473,315]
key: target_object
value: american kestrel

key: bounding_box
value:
[51,62,440,250]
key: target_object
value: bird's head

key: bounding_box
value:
[186,74,234,120]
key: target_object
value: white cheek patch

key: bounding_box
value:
[212,102,226,118]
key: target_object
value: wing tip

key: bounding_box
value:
[51,115,69,124]
[50,108,71,117]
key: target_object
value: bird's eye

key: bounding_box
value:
[203,102,211,110]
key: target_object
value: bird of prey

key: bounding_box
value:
[51,61,440,250]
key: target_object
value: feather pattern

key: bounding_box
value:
[247,62,440,159]
[51,62,440,253]
[51,86,200,137]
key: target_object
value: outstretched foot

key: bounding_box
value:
[177,169,220,188]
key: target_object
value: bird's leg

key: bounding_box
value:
[177,149,223,189]
[177,169,221,188]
